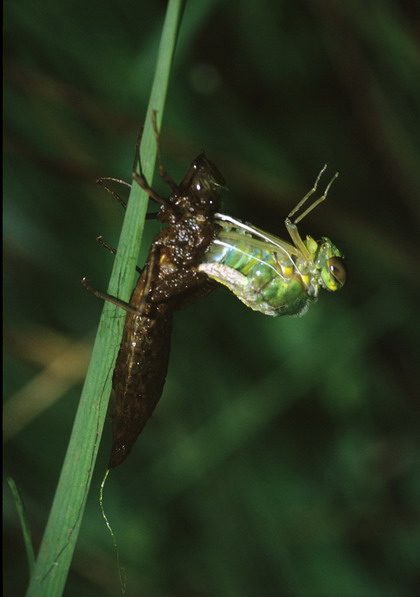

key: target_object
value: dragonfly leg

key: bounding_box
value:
[132,120,169,207]
[132,111,182,206]
[287,166,339,225]
[96,177,159,220]
[96,177,131,209]
[284,220,310,260]
[151,110,177,191]
[96,235,117,255]
[95,236,143,274]
[81,278,142,315]
[132,171,168,208]
[285,166,339,258]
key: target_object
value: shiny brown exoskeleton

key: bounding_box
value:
[85,129,226,468]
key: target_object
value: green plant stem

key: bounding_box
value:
[25,2,186,596]
[7,477,36,576]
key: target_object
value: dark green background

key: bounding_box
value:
[4,1,420,596]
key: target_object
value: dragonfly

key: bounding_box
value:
[83,117,226,468]
[198,165,346,317]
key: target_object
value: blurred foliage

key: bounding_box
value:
[4,1,420,596]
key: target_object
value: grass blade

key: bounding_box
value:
[7,477,36,576]
[25,2,186,596]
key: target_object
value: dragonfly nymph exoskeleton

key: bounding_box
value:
[198,165,346,317]
[83,118,226,468]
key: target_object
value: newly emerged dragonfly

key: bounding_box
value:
[84,120,226,468]
[199,166,346,317]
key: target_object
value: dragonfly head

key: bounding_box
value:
[313,237,346,291]
[181,153,227,214]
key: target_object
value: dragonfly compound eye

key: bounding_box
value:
[327,256,346,287]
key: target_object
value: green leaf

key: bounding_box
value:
[7,477,36,576]
[25,2,186,596]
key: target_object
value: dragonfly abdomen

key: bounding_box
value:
[200,233,313,317]
[109,297,173,468]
